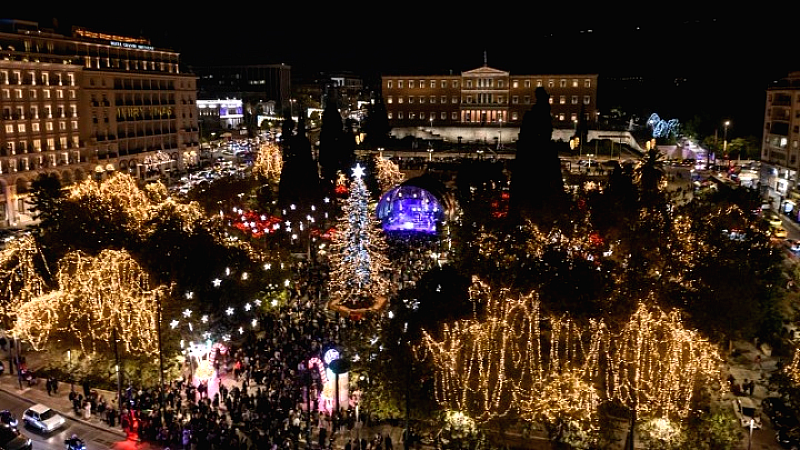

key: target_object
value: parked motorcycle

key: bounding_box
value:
[65,435,86,450]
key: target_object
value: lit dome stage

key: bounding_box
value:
[376,175,455,235]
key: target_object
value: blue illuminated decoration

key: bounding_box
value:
[376,185,443,235]
[647,113,680,138]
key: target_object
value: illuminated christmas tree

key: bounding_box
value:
[328,163,392,314]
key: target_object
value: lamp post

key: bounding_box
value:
[748,418,753,450]
[67,349,73,390]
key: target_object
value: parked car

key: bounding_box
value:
[774,227,789,239]
[0,426,31,450]
[0,411,17,429]
[21,404,64,434]
[767,211,783,229]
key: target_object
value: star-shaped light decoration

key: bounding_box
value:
[170,320,180,329]
[183,309,192,318]
[201,315,209,323]
[352,163,365,179]
[185,291,194,300]
[212,278,222,287]
[244,303,252,312]
[226,307,235,316]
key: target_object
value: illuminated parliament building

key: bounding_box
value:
[381,65,598,129]
[0,19,199,227]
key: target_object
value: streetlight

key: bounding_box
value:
[748,418,754,450]
[67,349,73,390]
[723,120,731,155]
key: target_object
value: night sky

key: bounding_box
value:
[16,12,796,137]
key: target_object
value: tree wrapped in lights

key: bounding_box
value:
[421,279,724,440]
[12,249,161,356]
[0,234,49,326]
[327,163,392,314]
[254,141,283,183]
[603,301,724,422]
[373,154,404,193]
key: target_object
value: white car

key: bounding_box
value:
[22,404,64,433]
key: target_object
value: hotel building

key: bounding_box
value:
[381,65,598,128]
[0,19,199,227]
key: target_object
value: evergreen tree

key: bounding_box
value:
[363,95,391,150]
[278,116,321,217]
[319,93,344,185]
[327,163,392,312]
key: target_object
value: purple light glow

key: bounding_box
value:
[377,186,443,234]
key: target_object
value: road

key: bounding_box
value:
[0,390,150,450]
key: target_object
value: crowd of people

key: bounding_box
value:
[101,256,422,450]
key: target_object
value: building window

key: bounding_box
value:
[420,112,425,119]
[571,95,578,104]
[398,112,403,119]
[430,96,436,103]
[409,112,415,119]
[419,96,425,104]
[524,95,530,104]
[583,95,591,105]
[409,80,415,88]
[398,97,404,104]
[441,80,447,88]
[387,97,393,104]
[572,79,579,87]
[452,97,458,104]
[498,80,503,88]
[430,80,436,88]
[549,97,554,105]
[388,112,393,119]
[451,112,457,120]
[32,123,39,132]
[558,113,565,121]
[4,124,12,133]
[441,112,446,119]
[548,80,554,88]
[17,124,25,133]
[512,112,518,120]
[441,96,447,103]
[398,80,403,89]
[570,113,577,121]
[452,81,458,88]
[513,80,519,88]
[466,80,472,88]
[584,79,591,88]
[409,96,414,104]
[387,80,393,89]
[559,79,566,87]
[512,96,519,104]
[559,96,566,104]
[536,80,542,87]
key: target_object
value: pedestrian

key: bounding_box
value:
[46,378,53,396]
[52,377,58,394]
[754,354,763,370]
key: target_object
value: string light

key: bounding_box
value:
[420,279,724,427]
[12,249,162,356]
[373,154,405,192]
[327,164,393,314]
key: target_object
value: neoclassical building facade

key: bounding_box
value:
[0,19,200,227]
[381,66,598,128]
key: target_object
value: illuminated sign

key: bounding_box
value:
[110,41,155,51]
[117,106,174,121]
